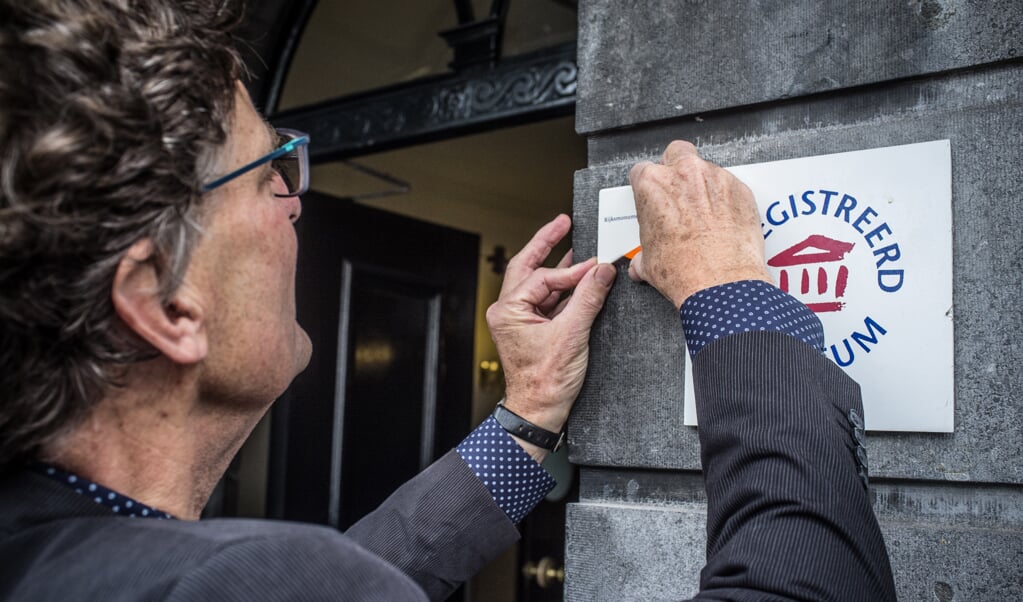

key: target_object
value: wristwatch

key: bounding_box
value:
[493,402,566,452]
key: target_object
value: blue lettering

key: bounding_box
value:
[788,195,799,220]
[834,194,858,223]
[819,189,839,214]
[851,316,887,351]
[830,339,856,367]
[800,190,817,216]
[864,222,892,248]
[830,316,889,366]
[766,201,790,226]
[852,207,878,234]
[873,243,901,267]
[878,269,904,292]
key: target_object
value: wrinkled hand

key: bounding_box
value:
[628,141,773,308]
[487,214,615,459]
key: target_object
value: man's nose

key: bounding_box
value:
[286,193,302,223]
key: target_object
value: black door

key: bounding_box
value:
[267,191,478,530]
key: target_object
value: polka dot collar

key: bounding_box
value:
[30,463,175,520]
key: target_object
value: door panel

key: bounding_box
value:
[335,267,440,529]
[268,191,478,531]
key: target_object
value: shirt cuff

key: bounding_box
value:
[680,279,825,357]
[455,415,555,523]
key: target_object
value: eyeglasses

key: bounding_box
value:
[202,128,310,197]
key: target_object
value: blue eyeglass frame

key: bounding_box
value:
[201,127,310,197]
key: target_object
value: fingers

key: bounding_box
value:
[627,250,645,282]
[629,141,700,188]
[548,294,572,319]
[538,291,564,317]
[558,262,616,326]
[555,248,574,269]
[501,214,571,297]
[661,140,698,165]
[536,248,576,315]
[629,161,654,188]
[512,258,596,308]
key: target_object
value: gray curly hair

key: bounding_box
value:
[0,0,244,467]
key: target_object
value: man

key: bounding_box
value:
[0,1,893,601]
[0,1,613,599]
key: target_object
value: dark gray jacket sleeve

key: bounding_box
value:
[691,331,897,601]
[344,449,521,601]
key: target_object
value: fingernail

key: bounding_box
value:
[595,263,616,287]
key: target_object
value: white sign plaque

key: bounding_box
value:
[597,140,954,432]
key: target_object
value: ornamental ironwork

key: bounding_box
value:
[271,43,577,161]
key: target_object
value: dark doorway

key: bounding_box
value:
[267,191,478,529]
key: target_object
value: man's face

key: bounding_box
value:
[183,82,312,407]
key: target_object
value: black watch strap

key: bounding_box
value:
[493,403,566,452]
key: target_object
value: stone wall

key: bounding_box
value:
[567,2,1023,599]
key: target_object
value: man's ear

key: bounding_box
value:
[111,239,208,365]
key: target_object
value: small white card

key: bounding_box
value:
[597,140,954,433]
[597,188,642,263]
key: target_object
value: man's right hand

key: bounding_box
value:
[627,140,773,309]
[486,214,615,461]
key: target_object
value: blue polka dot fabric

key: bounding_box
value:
[456,415,555,524]
[32,463,174,519]
[681,280,825,357]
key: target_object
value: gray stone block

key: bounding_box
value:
[571,64,1023,483]
[565,502,705,601]
[577,0,1023,133]
[568,470,1023,600]
[873,482,1023,600]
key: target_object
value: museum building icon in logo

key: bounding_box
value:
[768,234,856,313]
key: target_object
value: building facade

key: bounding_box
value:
[567,2,1023,599]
